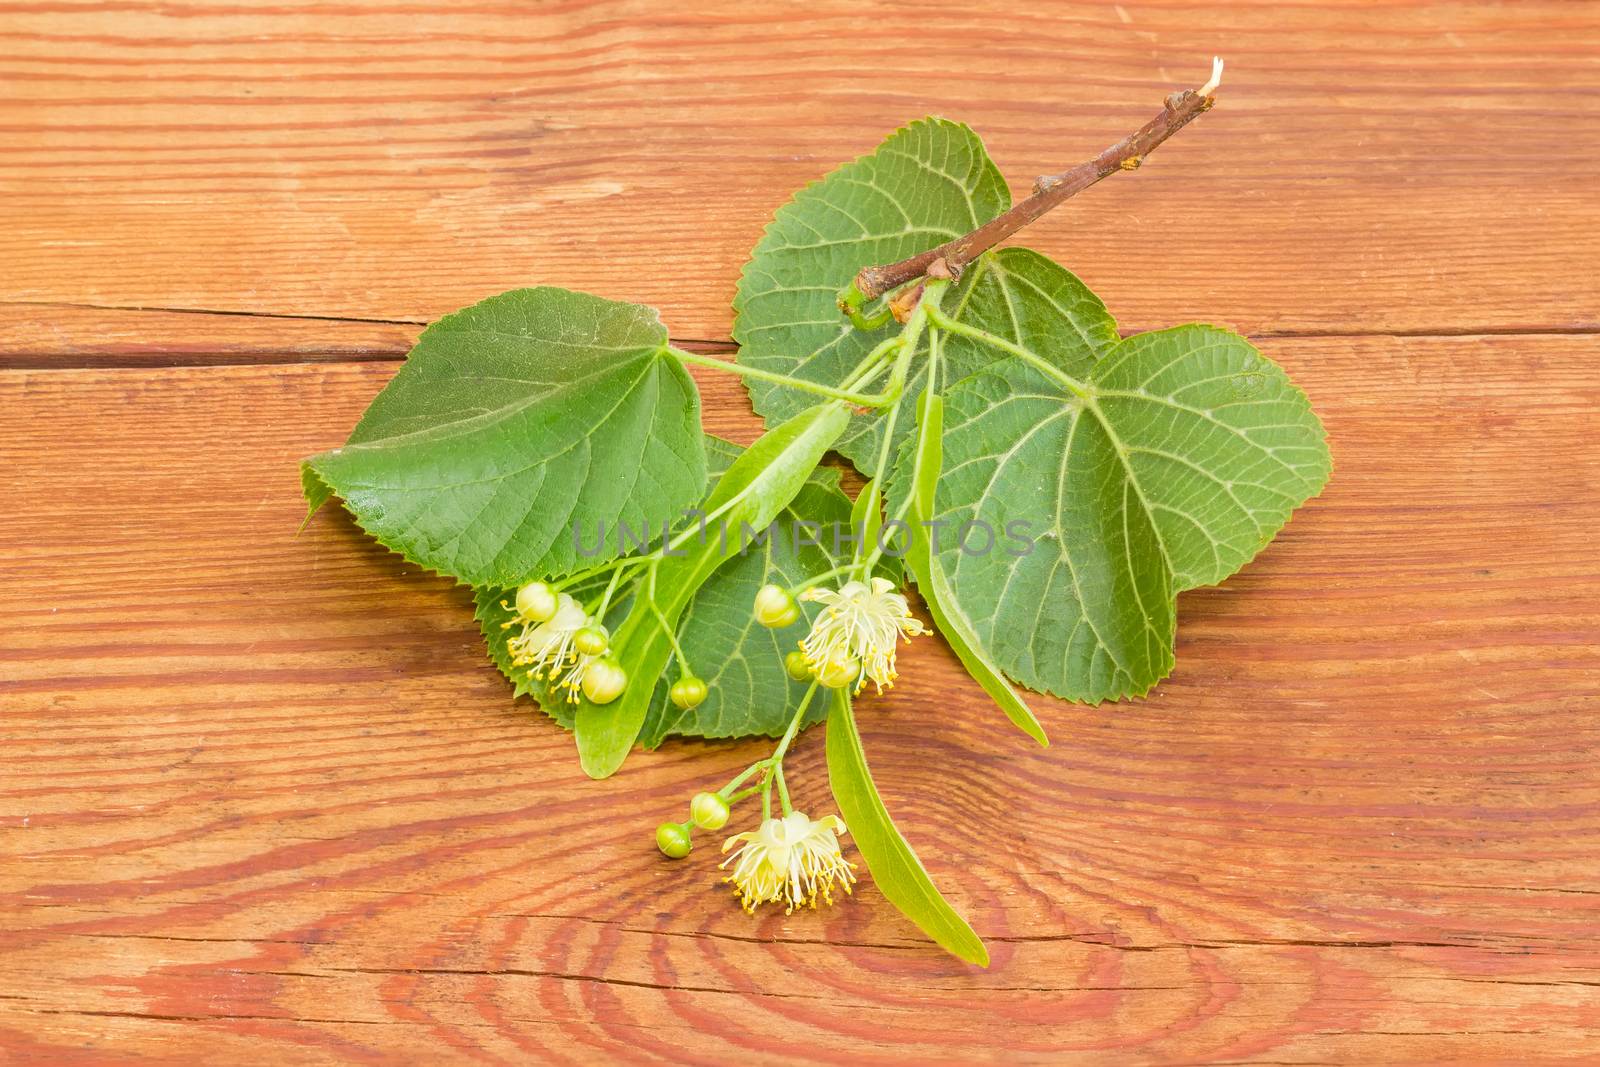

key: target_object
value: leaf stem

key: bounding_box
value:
[846,59,1224,302]
[924,304,1090,399]
[669,346,899,408]
[840,332,906,392]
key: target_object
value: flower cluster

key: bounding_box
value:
[502,582,626,704]
[650,570,925,918]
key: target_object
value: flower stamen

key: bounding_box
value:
[798,576,926,693]
[720,811,857,914]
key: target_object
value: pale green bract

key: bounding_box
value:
[303,287,706,587]
[733,118,1010,470]
[826,689,988,966]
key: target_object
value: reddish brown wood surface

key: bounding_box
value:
[3,2,1599,1063]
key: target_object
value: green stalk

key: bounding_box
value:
[789,562,858,596]
[718,759,767,800]
[646,595,691,675]
[855,279,949,579]
[670,346,900,408]
[924,305,1090,399]
[862,324,941,574]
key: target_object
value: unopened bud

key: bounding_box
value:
[514,581,558,622]
[815,652,860,690]
[784,650,812,682]
[655,822,692,859]
[670,676,708,710]
[753,584,799,628]
[690,792,730,831]
[573,624,609,657]
[581,657,628,704]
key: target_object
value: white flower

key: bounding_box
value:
[504,592,595,701]
[721,811,856,914]
[798,576,926,693]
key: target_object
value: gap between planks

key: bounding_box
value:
[3,300,1598,370]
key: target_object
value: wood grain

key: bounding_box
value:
[2,0,1599,346]
[3,334,1598,1062]
[4,0,1599,1062]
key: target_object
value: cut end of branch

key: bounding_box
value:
[1198,56,1224,98]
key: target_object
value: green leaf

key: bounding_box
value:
[901,388,1046,745]
[939,247,1120,376]
[825,688,988,966]
[916,253,1331,702]
[576,402,851,778]
[303,287,707,586]
[733,118,1011,472]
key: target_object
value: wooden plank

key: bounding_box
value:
[2,1,1599,349]
[3,335,1598,1061]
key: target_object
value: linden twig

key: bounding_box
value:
[842,58,1225,305]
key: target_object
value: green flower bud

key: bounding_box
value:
[655,822,692,859]
[514,581,558,622]
[573,624,609,657]
[690,791,730,831]
[753,583,799,628]
[669,676,708,710]
[814,651,860,690]
[581,657,627,704]
[784,650,812,681]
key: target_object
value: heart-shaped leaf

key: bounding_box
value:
[906,252,1331,702]
[304,287,706,586]
[733,118,1011,471]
